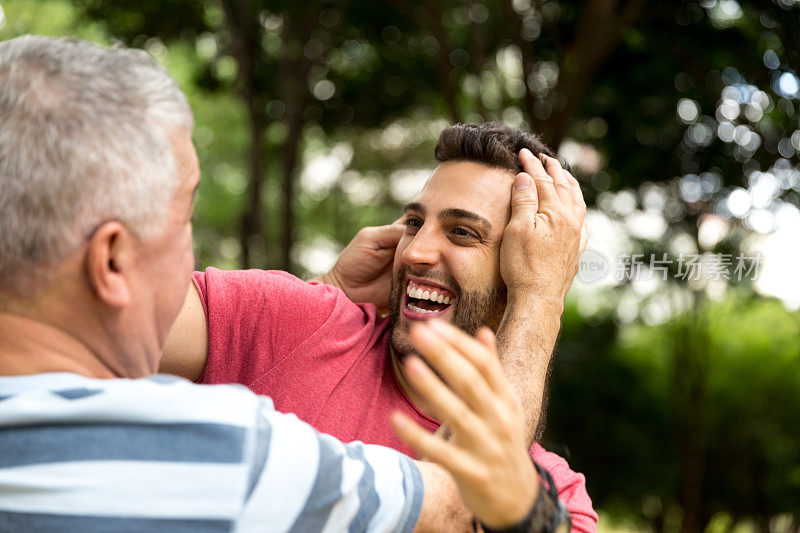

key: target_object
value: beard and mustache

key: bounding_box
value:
[388,263,507,361]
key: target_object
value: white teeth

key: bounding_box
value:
[406,282,453,304]
[408,304,431,314]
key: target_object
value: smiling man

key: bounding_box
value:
[162,123,598,530]
[391,162,521,355]
[386,132,562,418]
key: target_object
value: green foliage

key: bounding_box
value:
[548,296,800,528]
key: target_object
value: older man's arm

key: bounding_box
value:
[496,149,586,445]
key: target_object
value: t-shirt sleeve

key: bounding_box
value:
[531,445,598,533]
[193,268,373,386]
[238,398,423,533]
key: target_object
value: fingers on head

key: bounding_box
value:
[541,155,586,220]
[362,222,405,248]
[538,154,572,202]
[529,169,558,205]
[539,154,566,184]
[567,174,587,213]
[580,222,589,251]
[519,148,546,177]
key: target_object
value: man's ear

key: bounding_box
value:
[85,221,133,307]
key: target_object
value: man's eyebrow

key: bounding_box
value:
[404,201,424,213]
[438,208,492,233]
[404,202,492,232]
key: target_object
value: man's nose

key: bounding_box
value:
[401,230,441,266]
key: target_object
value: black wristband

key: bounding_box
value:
[476,460,571,533]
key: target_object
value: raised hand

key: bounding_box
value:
[391,320,539,529]
[315,221,404,313]
[501,148,587,304]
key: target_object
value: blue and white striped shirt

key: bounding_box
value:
[0,373,423,532]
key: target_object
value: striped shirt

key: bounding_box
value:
[0,373,423,532]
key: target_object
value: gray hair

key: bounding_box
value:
[0,35,194,292]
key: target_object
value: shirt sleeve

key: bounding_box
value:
[237,398,423,533]
[193,268,372,386]
[531,444,598,533]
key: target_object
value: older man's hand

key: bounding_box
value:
[391,320,539,529]
[500,149,587,306]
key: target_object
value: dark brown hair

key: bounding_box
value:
[434,122,554,173]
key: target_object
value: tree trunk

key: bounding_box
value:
[755,516,771,533]
[242,109,266,269]
[421,0,461,123]
[278,88,307,271]
[467,0,490,119]
[219,0,268,269]
[502,0,537,127]
[534,0,645,148]
[277,8,316,272]
[676,291,709,533]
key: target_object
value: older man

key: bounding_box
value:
[161,123,597,530]
[0,36,566,532]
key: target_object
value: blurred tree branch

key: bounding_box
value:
[532,0,646,148]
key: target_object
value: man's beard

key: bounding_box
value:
[388,264,507,361]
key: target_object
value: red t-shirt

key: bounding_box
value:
[194,268,598,531]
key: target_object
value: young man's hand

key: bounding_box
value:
[391,320,539,529]
[315,221,404,313]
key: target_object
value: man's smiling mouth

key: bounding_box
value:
[403,279,456,318]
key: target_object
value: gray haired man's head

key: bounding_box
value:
[0,35,194,294]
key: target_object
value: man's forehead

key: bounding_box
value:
[408,161,515,220]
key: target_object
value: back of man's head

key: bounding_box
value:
[0,35,193,296]
[434,122,554,173]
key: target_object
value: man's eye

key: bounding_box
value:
[452,227,475,238]
[405,218,422,229]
